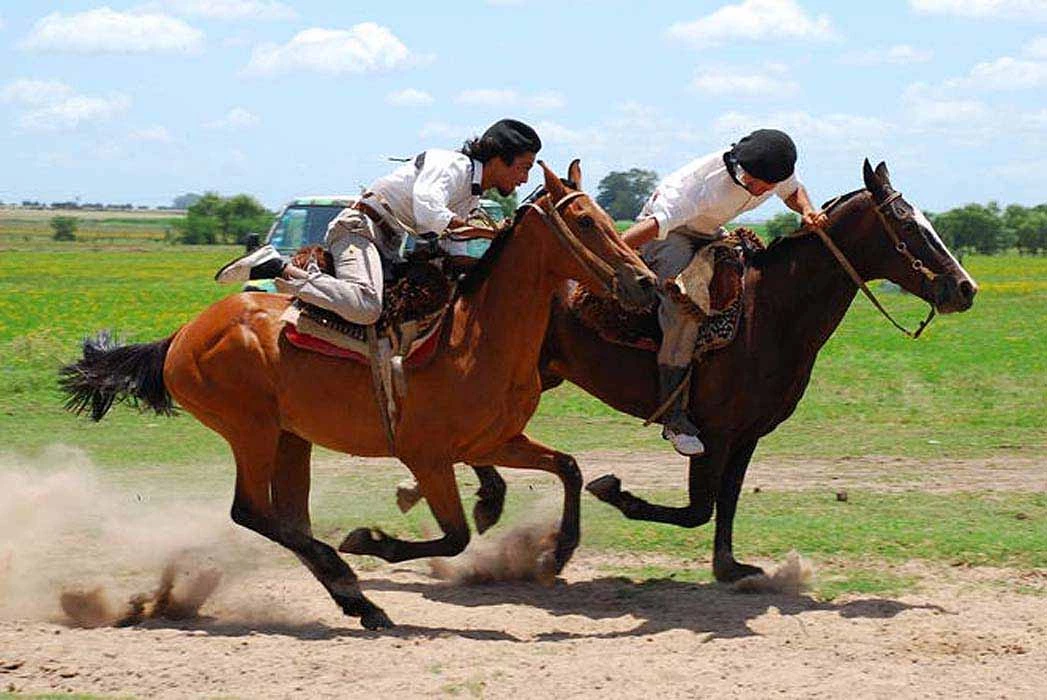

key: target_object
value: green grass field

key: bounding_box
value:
[1,246,1044,464]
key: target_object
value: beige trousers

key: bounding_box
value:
[277,209,384,325]
[641,229,720,368]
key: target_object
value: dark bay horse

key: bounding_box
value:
[442,160,978,583]
[60,161,656,629]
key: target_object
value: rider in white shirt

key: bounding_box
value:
[620,129,828,457]
[216,119,541,325]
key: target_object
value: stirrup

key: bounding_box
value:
[661,424,706,457]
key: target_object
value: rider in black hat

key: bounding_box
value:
[216,119,541,326]
[618,129,827,457]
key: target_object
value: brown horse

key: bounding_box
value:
[451,160,978,583]
[60,161,656,630]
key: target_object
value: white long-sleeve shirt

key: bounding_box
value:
[641,150,801,239]
[368,149,483,235]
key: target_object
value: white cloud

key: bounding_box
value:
[454,89,565,111]
[205,106,260,129]
[841,44,934,66]
[910,0,1047,20]
[0,79,74,106]
[712,109,891,150]
[0,15,5,31]
[1027,35,1047,57]
[668,0,836,48]
[386,88,434,107]
[244,24,420,76]
[2,78,132,132]
[20,95,132,132]
[690,66,800,97]
[947,56,1047,90]
[129,125,172,142]
[147,0,297,21]
[902,84,991,126]
[20,7,204,54]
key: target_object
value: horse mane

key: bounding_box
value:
[751,188,869,269]
[457,179,578,296]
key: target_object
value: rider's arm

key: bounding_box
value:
[783,183,828,230]
[621,218,661,249]
[412,154,470,235]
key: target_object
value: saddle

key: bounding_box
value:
[568,227,764,359]
[280,247,454,369]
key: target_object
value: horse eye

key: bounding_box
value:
[578,215,595,229]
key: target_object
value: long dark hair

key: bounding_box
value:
[461,135,528,166]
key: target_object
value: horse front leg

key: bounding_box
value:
[341,459,471,562]
[585,449,720,528]
[712,439,764,583]
[473,434,582,572]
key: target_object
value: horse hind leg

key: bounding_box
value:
[230,428,392,630]
[341,460,470,562]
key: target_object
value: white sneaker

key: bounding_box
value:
[214,244,282,284]
[662,425,706,457]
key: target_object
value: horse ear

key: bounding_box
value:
[863,158,887,201]
[540,160,566,201]
[567,159,582,189]
[874,161,892,189]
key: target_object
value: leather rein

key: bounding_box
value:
[803,190,937,339]
[521,191,620,297]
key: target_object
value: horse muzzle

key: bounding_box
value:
[614,266,658,311]
[932,273,978,314]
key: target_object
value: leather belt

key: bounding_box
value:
[354,200,397,239]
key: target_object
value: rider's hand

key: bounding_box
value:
[802,210,828,230]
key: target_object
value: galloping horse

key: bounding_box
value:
[60,161,656,629]
[451,160,978,583]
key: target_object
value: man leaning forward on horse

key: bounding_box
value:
[216,119,541,325]
[620,129,828,457]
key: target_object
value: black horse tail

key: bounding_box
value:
[59,330,176,422]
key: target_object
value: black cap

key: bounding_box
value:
[730,129,796,183]
[481,118,542,154]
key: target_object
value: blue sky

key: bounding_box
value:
[1,0,1046,215]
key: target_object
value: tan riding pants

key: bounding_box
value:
[277,209,384,325]
[641,229,720,368]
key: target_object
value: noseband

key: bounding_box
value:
[521,191,620,296]
[806,190,936,339]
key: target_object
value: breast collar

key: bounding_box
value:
[414,151,484,196]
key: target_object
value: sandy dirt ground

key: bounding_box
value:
[1,450,1045,699]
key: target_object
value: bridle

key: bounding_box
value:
[520,190,620,297]
[803,190,937,339]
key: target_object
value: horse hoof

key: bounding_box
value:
[395,479,423,513]
[339,527,380,554]
[714,561,765,583]
[360,607,395,631]
[585,474,621,502]
[473,500,503,535]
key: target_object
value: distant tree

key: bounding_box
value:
[173,191,272,245]
[930,202,1010,255]
[50,215,78,241]
[1005,204,1047,255]
[596,169,659,221]
[764,211,801,239]
[482,188,517,219]
[173,192,202,209]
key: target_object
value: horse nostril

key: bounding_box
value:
[959,280,976,300]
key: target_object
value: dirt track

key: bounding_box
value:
[1,451,1045,698]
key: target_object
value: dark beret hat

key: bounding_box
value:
[730,129,796,183]
[482,119,542,153]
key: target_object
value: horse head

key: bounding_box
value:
[859,159,978,314]
[529,159,656,310]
